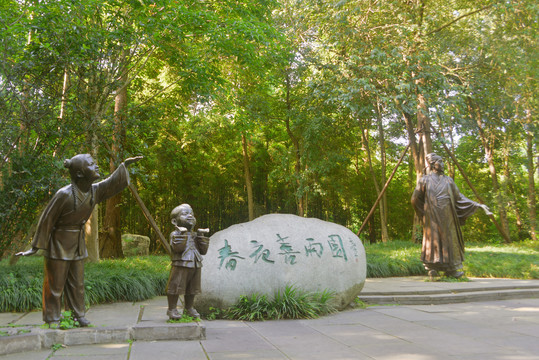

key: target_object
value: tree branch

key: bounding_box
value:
[426,4,494,37]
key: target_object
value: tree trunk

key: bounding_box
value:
[368,213,377,245]
[85,131,100,262]
[471,101,512,242]
[100,73,128,258]
[361,118,389,243]
[402,111,423,242]
[285,73,304,216]
[503,138,523,235]
[436,112,456,178]
[59,68,69,120]
[242,132,255,221]
[417,92,433,158]
[376,102,389,242]
[85,209,99,262]
[525,114,537,241]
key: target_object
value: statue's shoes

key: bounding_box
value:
[76,317,91,327]
[167,309,182,320]
[445,270,465,279]
[184,308,200,319]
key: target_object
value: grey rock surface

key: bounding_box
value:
[199,214,366,311]
[121,234,150,256]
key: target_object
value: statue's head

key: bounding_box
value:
[426,153,444,173]
[171,203,196,230]
[64,154,100,183]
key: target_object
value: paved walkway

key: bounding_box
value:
[1,277,538,359]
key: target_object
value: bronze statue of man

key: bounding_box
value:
[16,154,142,326]
[411,153,491,279]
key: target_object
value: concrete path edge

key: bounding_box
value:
[0,322,205,356]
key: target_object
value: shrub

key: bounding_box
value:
[0,255,169,312]
[223,285,336,321]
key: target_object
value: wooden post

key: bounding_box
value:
[357,144,410,236]
[128,183,171,255]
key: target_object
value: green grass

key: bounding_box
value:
[167,315,199,323]
[365,239,538,279]
[464,241,538,279]
[364,240,425,277]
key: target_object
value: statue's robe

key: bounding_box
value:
[411,173,480,271]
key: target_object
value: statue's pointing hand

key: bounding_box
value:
[480,204,493,216]
[124,156,143,167]
[15,247,38,257]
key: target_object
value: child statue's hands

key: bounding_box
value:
[197,228,210,237]
[175,226,188,233]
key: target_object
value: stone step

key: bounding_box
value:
[0,299,206,357]
[359,283,539,296]
[0,322,205,356]
[358,287,539,305]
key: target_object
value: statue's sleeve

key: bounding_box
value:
[170,230,187,254]
[451,180,480,225]
[93,163,130,204]
[196,236,210,255]
[411,177,426,217]
[31,189,70,250]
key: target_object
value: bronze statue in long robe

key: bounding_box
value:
[411,153,488,278]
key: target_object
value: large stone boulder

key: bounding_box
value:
[121,234,150,256]
[197,214,366,312]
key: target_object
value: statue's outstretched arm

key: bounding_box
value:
[124,156,143,167]
[15,247,38,257]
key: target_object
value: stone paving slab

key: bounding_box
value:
[1,277,539,358]
[358,277,539,305]
[85,301,141,327]
[2,300,538,360]
[0,296,205,356]
[130,340,206,360]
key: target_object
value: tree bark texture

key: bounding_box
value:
[376,103,389,242]
[242,132,255,221]
[525,117,537,241]
[471,102,512,242]
[285,73,304,217]
[100,73,128,258]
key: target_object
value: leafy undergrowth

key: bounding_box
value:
[206,285,336,321]
[0,256,169,312]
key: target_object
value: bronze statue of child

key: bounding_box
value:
[166,203,209,320]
